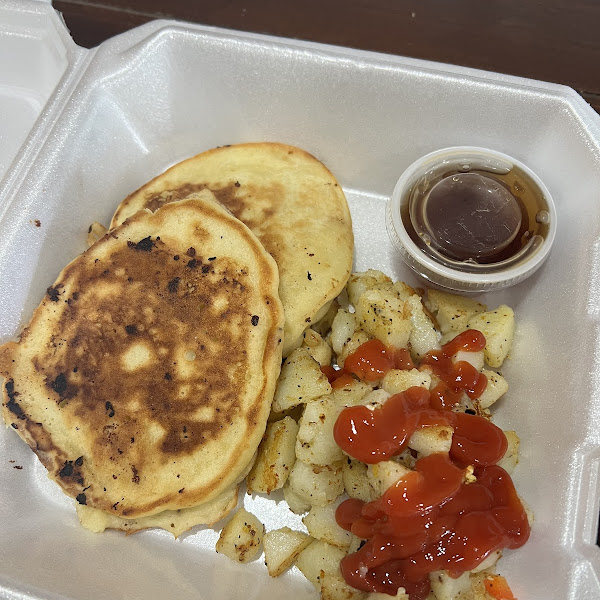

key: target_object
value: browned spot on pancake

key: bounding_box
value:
[142,182,279,232]
[34,238,254,469]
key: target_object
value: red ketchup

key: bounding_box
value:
[330,332,530,600]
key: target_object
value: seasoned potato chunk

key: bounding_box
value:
[452,349,485,372]
[312,299,340,337]
[466,306,515,368]
[405,294,440,359]
[393,280,418,302]
[477,369,509,409]
[367,461,411,497]
[283,482,311,514]
[303,500,353,549]
[215,508,265,563]
[272,347,332,412]
[330,309,358,356]
[382,368,431,395]
[86,221,107,247]
[330,379,373,408]
[320,572,367,600]
[247,417,299,494]
[296,540,346,589]
[425,289,487,334]
[408,425,454,457]
[342,459,374,502]
[296,397,345,465]
[302,328,333,366]
[337,329,372,369]
[429,570,471,600]
[355,289,412,349]
[263,527,312,577]
[497,430,520,474]
[288,460,345,507]
[346,270,393,307]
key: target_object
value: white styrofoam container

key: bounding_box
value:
[1,2,600,599]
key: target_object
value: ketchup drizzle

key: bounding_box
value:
[330,332,529,599]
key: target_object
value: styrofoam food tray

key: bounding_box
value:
[1,2,600,599]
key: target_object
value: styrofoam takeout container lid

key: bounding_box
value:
[1,2,600,600]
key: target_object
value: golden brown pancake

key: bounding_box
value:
[111,142,353,356]
[77,484,239,537]
[0,192,284,519]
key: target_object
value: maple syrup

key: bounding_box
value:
[400,158,552,273]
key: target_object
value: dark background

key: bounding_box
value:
[54,0,600,114]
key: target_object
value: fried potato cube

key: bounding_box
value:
[408,425,454,457]
[320,572,367,600]
[283,482,312,514]
[497,430,520,474]
[263,527,312,577]
[355,289,412,350]
[337,329,372,369]
[296,540,346,589]
[466,306,515,368]
[330,309,359,356]
[86,221,107,247]
[367,461,411,497]
[425,289,487,335]
[477,369,509,409]
[288,460,345,507]
[346,270,394,307]
[272,347,332,412]
[429,570,471,600]
[405,294,440,359]
[296,397,345,465]
[470,549,502,573]
[330,379,373,408]
[303,500,353,550]
[247,417,299,494]
[302,328,333,366]
[364,588,410,599]
[342,459,374,502]
[382,368,431,395]
[452,349,485,372]
[392,280,418,302]
[215,508,265,563]
[312,299,340,337]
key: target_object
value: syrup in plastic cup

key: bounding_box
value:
[386,146,557,292]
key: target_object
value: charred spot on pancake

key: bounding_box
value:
[125,324,138,335]
[164,372,172,380]
[187,258,197,269]
[127,236,154,252]
[47,286,61,302]
[173,255,180,261]
[201,265,210,274]
[186,247,196,257]
[75,456,84,466]
[59,461,74,477]
[5,380,26,420]
[234,181,241,187]
[251,315,259,326]
[11,423,18,429]
[167,277,180,293]
[76,493,87,505]
[105,401,115,418]
[50,373,68,396]
[307,271,312,280]
[131,465,140,484]
[208,256,216,261]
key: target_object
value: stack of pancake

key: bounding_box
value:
[0,143,353,535]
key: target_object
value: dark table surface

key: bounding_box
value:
[55,0,600,114]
